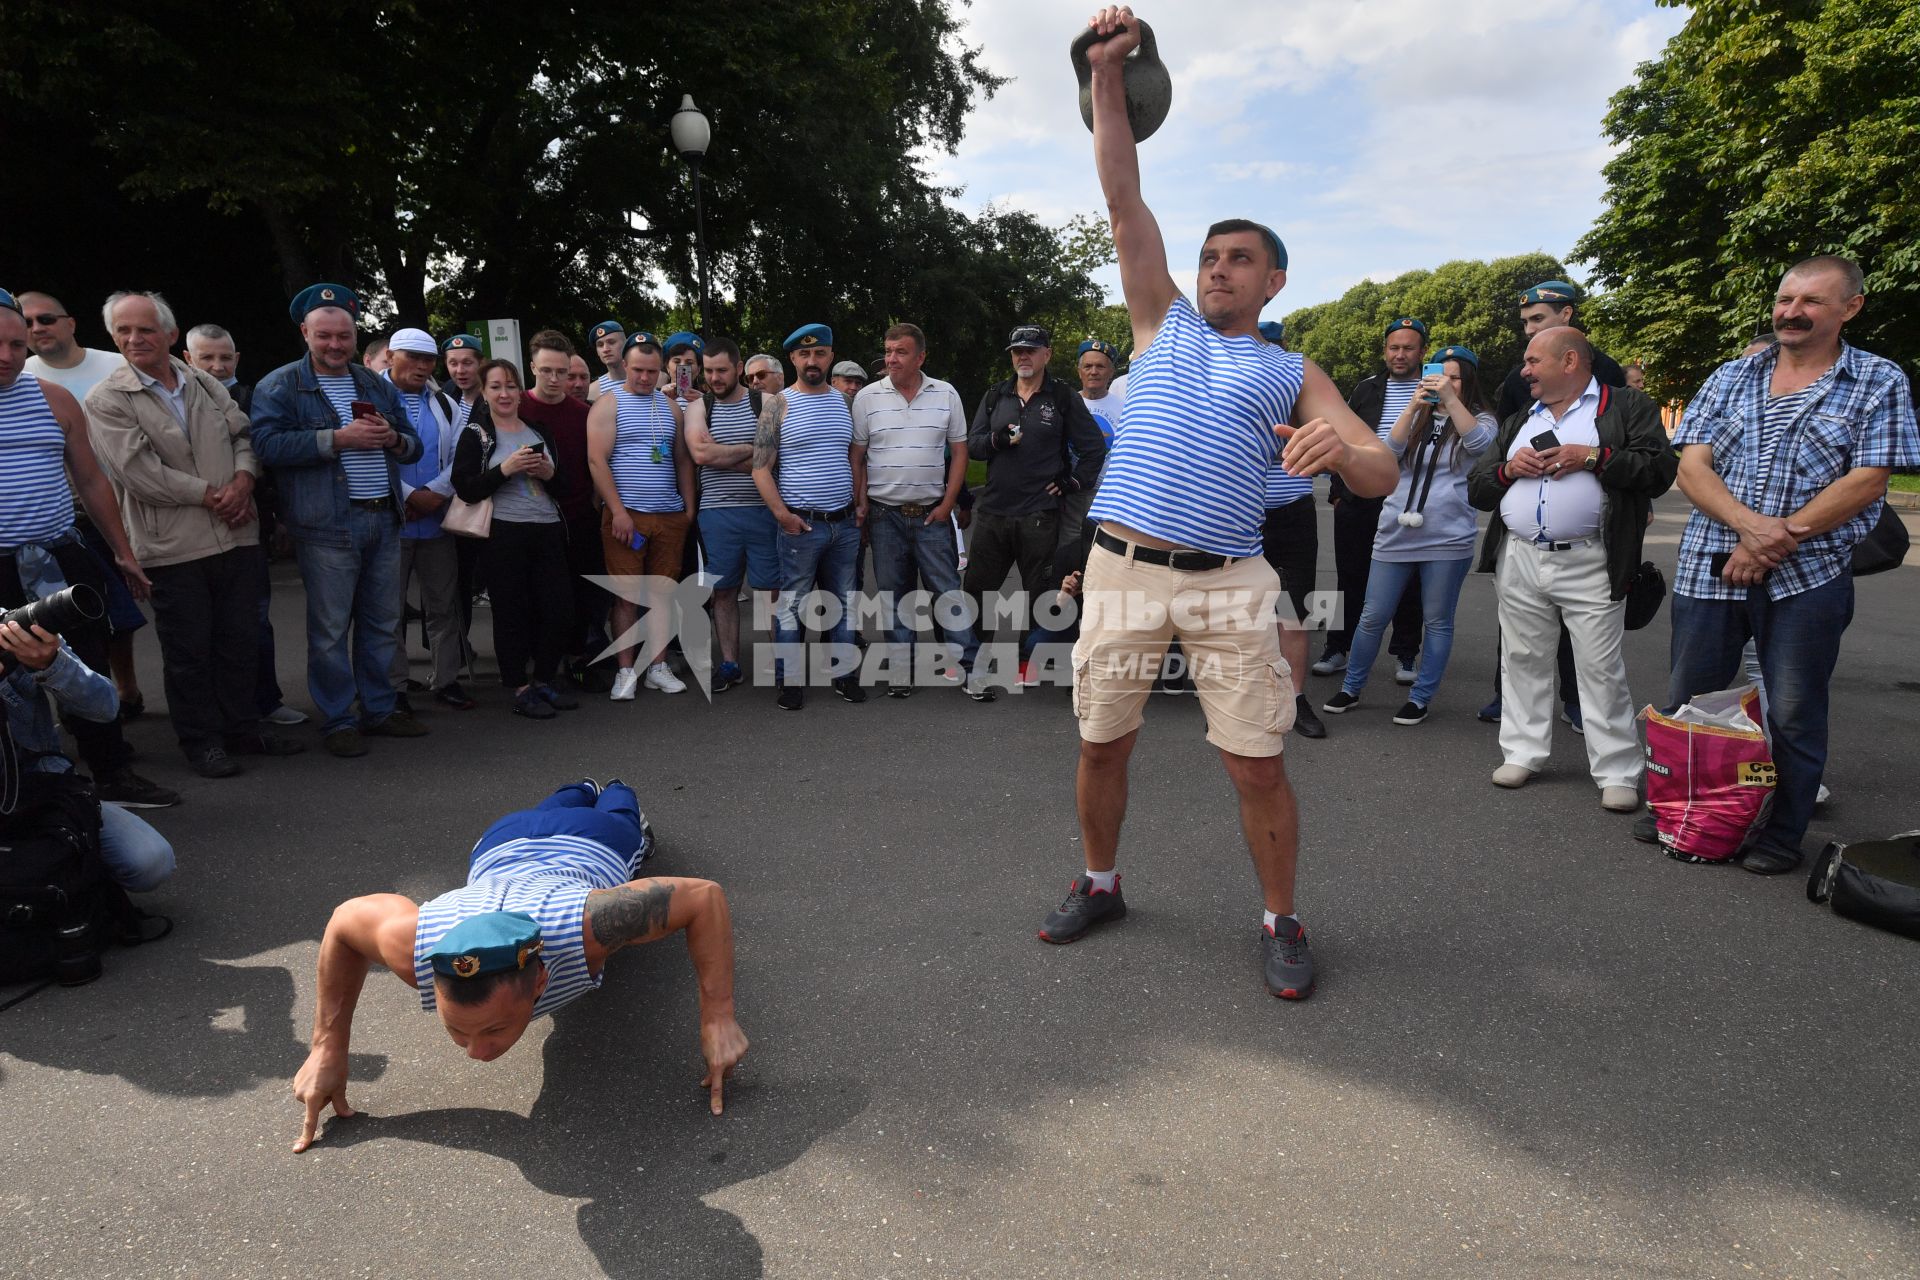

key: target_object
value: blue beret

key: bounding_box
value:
[290,283,361,325]
[622,331,660,355]
[1076,337,1119,361]
[784,323,833,352]
[1257,320,1285,344]
[1521,280,1580,306]
[663,331,704,357]
[1432,344,1479,367]
[427,911,544,981]
[442,333,484,354]
[589,320,625,343]
[1384,317,1428,339]
[1253,223,1288,272]
[0,287,19,313]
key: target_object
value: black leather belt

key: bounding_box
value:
[873,499,941,519]
[1094,528,1234,571]
[349,496,394,511]
[792,505,853,523]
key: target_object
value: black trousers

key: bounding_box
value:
[1329,495,1421,660]
[0,538,132,777]
[484,520,573,687]
[564,511,610,659]
[963,509,1060,646]
[146,545,265,751]
[1260,496,1318,622]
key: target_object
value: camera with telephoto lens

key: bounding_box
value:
[0,584,105,676]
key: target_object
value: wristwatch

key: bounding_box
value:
[1581,447,1601,472]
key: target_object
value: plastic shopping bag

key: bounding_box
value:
[1639,685,1775,864]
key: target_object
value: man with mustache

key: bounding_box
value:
[1650,255,1918,874]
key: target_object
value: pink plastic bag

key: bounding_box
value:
[1639,686,1776,863]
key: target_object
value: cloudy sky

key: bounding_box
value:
[929,0,1688,311]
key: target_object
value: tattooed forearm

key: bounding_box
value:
[751,394,785,472]
[586,883,675,949]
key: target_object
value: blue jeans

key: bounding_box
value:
[1667,574,1853,858]
[866,504,979,672]
[292,506,404,732]
[772,516,860,684]
[1342,556,1473,707]
[99,802,175,893]
[471,780,651,873]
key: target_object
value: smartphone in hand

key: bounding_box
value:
[350,399,379,421]
[1529,429,1561,452]
[1420,362,1445,403]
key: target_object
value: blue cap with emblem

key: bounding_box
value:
[622,331,660,355]
[589,319,625,343]
[663,331,704,357]
[0,287,19,314]
[1076,336,1119,361]
[1521,280,1580,306]
[1384,317,1428,339]
[1257,320,1285,345]
[442,333,484,354]
[428,911,545,981]
[290,283,361,325]
[784,323,833,352]
[1431,343,1478,367]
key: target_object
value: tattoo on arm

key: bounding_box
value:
[586,882,675,949]
[751,394,785,471]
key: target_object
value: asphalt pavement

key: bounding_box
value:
[3,492,1918,1279]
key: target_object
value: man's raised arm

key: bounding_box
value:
[583,876,747,1114]
[292,893,419,1152]
[1088,5,1179,349]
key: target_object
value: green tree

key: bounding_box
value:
[1577,0,1920,400]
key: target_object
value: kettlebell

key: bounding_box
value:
[1071,20,1172,142]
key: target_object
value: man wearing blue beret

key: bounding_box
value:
[291,777,747,1152]
[251,284,430,757]
[585,320,625,402]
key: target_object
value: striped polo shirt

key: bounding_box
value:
[1088,298,1305,557]
[413,833,639,1019]
[315,374,391,499]
[851,375,967,504]
[700,394,764,509]
[0,377,75,549]
[777,387,855,510]
[610,388,684,513]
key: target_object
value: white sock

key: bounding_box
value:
[1263,910,1300,932]
[1085,868,1118,892]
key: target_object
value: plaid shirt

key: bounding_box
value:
[1673,342,1918,601]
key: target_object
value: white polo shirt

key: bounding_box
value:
[1500,377,1604,543]
[851,373,967,504]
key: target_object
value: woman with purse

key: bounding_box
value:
[451,360,578,720]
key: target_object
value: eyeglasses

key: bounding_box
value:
[27,313,69,327]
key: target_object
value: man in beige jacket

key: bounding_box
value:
[86,291,303,778]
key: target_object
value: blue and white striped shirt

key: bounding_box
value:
[1263,466,1314,510]
[0,376,75,549]
[1088,298,1304,557]
[610,388,683,513]
[315,374,390,499]
[1376,379,1420,436]
[700,395,764,509]
[777,387,855,510]
[595,373,621,398]
[413,834,640,1019]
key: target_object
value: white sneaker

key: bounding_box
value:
[610,667,639,701]
[1491,764,1537,789]
[1394,661,1417,686]
[265,704,309,726]
[644,662,687,694]
[1816,783,1832,807]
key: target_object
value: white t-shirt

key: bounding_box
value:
[25,349,124,404]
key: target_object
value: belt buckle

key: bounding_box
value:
[898,503,927,519]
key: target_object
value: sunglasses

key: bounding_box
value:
[27,312,69,326]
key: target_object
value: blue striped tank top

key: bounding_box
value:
[1088,298,1305,557]
[610,388,683,513]
[701,394,763,509]
[413,833,641,1018]
[776,387,854,509]
[0,377,75,548]
[315,374,391,499]
[595,373,621,397]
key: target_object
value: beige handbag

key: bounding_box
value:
[441,494,492,538]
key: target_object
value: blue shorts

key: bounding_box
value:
[698,505,780,591]
[76,519,148,635]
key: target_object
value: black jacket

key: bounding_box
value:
[967,374,1106,517]
[451,402,570,508]
[1466,383,1677,600]
[1496,348,1626,422]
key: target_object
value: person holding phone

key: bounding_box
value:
[1321,346,1496,725]
[451,360,577,720]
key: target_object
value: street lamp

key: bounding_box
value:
[670,94,712,341]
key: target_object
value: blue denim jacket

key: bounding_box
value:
[249,356,424,547]
[1,646,118,775]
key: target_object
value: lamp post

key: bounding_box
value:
[670,94,712,340]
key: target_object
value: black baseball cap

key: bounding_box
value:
[1006,325,1052,350]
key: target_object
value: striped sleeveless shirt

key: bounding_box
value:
[315,373,392,499]
[776,387,854,509]
[701,394,763,509]
[1088,298,1304,557]
[610,388,683,513]
[0,376,76,549]
[595,373,621,397]
[413,833,642,1018]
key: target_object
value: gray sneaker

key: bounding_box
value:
[1262,918,1315,999]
